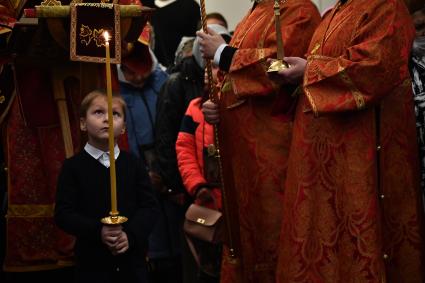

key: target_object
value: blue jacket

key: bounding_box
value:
[118,65,169,158]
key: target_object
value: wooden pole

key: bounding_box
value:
[51,69,74,158]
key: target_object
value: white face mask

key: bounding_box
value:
[413,36,425,57]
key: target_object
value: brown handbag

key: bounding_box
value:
[183,203,223,244]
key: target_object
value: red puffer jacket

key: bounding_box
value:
[176,97,222,209]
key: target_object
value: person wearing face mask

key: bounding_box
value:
[411,5,425,206]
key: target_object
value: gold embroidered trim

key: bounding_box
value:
[7,204,55,217]
[231,12,268,49]
[220,76,246,109]
[309,54,333,61]
[40,0,61,6]
[70,3,121,64]
[221,81,232,93]
[258,11,276,49]
[3,261,75,272]
[226,99,246,109]
[257,48,266,60]
[0,28,12,35]
[310,42,320,55]
[402,78,412,88]
[304,85,318,117]
[319,0,354,52]
[323,12,352,44]
[230,76,239,99]
[339,70,365,110]
[303,60,318,116]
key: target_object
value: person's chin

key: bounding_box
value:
[131,82,145,88]
[95,134,110,141]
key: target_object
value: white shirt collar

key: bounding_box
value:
[154,0,177,8]
[84,143,120,167]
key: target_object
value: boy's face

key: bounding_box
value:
[80,96,125,149]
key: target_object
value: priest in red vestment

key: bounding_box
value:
[196,0,320,282]
[275,0,425,282]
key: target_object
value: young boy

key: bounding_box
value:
[54,89,159,283]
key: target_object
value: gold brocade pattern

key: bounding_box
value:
[276,0,424,282]
[4,82,80,271]
[339,69,366,110]
[303,85,318,116]
[310,42,320,55]
[7,204,55,217]
[216,1,321,283]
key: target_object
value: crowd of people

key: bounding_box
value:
[1,0,425,282]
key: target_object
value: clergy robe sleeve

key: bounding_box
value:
[304,1,415,116]
[228,3,320,98]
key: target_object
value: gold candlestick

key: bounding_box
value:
[101,31,127,225]
[267,0,289,73]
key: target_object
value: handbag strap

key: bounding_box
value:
[185,233,201,267]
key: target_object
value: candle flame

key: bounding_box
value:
[103,31,110,43]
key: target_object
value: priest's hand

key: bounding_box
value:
[276,57,307,85]
[202,99,220,124]
[196,28,226,59]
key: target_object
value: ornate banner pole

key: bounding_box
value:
[199,0,238,259]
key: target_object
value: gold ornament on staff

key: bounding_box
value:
[199,0,214,96]
[267,0,289,73]
[101,31,128,225]
[199,0,238,259]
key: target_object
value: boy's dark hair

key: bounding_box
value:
[206,12,228,29]
[80,89,127,121]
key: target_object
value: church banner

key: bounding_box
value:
[70,3,121,64]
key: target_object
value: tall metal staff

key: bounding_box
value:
[267,0,289,73]
[199,0,237,259]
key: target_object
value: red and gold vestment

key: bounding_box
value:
[216,1,320,282]
[276,0,425,282]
